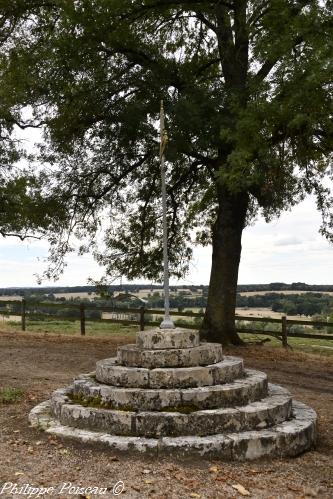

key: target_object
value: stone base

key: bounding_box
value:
[117,342,223,368]
[136,328,200,350]
[28,327,317,460]
[49,383,292,437]
[29,399,316,460]
[96,356,244,388]
[72,368,267,411]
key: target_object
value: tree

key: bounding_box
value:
[2,0,332,343]
[0,1,64,242]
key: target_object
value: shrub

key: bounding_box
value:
[0,387,23,404]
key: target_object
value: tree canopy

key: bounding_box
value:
[2,0,332,342]
[0,1,63,240]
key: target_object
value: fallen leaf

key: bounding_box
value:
[164,465,176,472]
[185,480,201,488]
[174,472,186,481]
[287,484,302,492]
[232,484,250,496]
[209,465,219,473]
[144,479,153,485]
[189,494,201,498]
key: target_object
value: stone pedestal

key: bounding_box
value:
[29,328,316,460]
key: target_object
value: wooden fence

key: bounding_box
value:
[0,298,332,347]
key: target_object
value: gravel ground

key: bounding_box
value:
[0,330,332,499]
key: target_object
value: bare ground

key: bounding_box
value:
[0,330,332,499]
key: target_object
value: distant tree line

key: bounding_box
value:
[236,293,333,317]
[1,288,332,323]
[1,282,333,297]
[236,283,333,293]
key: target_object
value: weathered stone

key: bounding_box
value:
[149,365,213,389]
[179,370,268,410]
[29,398,316,460]
[96,360,150,388]
[136,328,199,350]
[61,403,134,435]
[239,384,292,431]
[28,400,56,430]
[95,356,244,389]
[28,330,317,461]
[51,385,291,437]
[162,433,234,459]
[50,383,291,437]
[149,356,244,389]
[72,369,267,411]
[50,423,159,455]
[117,342,223,368]
[211,357,245,385]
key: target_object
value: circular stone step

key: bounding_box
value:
[50,384,292,437]
[96,356,244,388]
[29,399,316,460]
[71,369,267,411]
[117,342,223,368]
[136,328,199,350]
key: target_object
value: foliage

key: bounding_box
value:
[1,287,332,319]
[0,2,66,240]
[0,386,23,404]
[1,283,333,297]
[0,0,331,282]
[237,292,333,316]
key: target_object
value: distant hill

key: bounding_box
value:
[0,282,333,296]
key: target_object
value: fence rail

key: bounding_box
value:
[0,299,332,346]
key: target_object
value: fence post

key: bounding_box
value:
[21,298,26,332]
[80,303,86,336]
[281,315,288,348]
[139,306,145,331]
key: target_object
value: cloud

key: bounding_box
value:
[274,236,304,247]
[0,195,332,287]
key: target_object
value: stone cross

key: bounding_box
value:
[159,100,175,329]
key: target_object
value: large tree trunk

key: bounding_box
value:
[200,187,249,345]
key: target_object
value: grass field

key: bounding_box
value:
[3,288,332,303]
[184,306,315,321]
[3,319,137,339]
[238,290,333,296]
[2,318,333,357]
[238,332,333,356]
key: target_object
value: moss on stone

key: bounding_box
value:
[163,405,198,414]
[69,393,135,412]
[68,393,199,414]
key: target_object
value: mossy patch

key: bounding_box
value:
[0,387,23,404]
[69,393,135,412]
[69,393,198,414]
[162,405,198,414]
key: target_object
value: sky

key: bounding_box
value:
[0,194,332,288]
[1,118,332,289]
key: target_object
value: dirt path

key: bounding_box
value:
[0,330,332,498]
